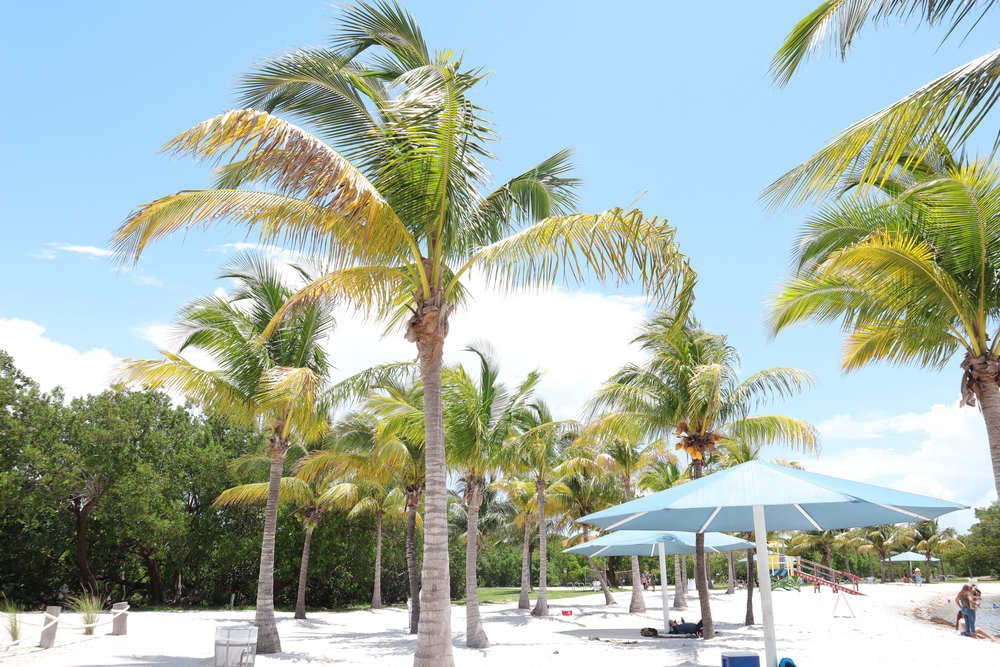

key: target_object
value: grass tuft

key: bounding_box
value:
[68,592,104,635]
[0,594,21,642]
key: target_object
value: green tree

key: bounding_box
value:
[858,525,916,583]
[961,502,1000,577]
[765,2,1000,211]
[444,342,539,645]
[913,520,964,579]
[506,399,575,616]
[109,5,691,663]
[549,471,621,606]
[590,312,818,638]
[115,253,334,652]
[490,477,537,609]
[767,150,1000,497]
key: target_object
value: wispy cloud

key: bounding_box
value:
[29,249,57,260]
[52,244,114,257]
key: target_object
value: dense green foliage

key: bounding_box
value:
[0,351,412,610]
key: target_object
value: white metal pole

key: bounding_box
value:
[658,542,670,631]
[753,505,777,667]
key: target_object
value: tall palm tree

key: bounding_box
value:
[767,150,1000,497]
[789,530,843,571]
[114,253,333,653]
[765,2,1000,211]
[568,422,672,613]
[110,5,691,664]
[214,463,341,619]
[506,399,575,616]
[443,342,539,647]
[490,477,538,610]
[590,312,819,638]
[549,470,621,606]
[914,520,965,579]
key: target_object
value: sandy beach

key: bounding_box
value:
[2,583,996,667]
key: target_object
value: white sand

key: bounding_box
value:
[2,583,996,666]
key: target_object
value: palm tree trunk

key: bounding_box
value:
[412,329,455,667]
[532,478,549,616]
[295,526,314,619]
[966,354,1000,497]
[694,532,716,638]
[582,525,615,605]
[464,476,489,647]
[868,553,874,578]
[406,492,421,634]
[726,552,735,594]
[742,534,755,625]
[672,555,686,609]
[681,555,688,592]
[879,557,886,583]
[823,546,832,571]
[518,518,532,610]
[73,505,99,592]
[372,513,384,609]
[623,479,645,614]
[254,438,288,654]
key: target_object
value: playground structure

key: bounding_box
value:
[791,558,865,596]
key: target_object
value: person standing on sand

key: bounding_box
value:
[956,584,976,637]
[914,567,922,587]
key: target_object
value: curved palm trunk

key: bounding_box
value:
[744,542,755,625]
[464,476,489,647]
[294,526,314,619]
[533,478,550,616]
[372,512,384,609]
[254,436,289,654]
[672,555,686,609]
[411,321,455,667]
[726,552,735,595]
[965,354,1000,496]
[518,518,532,610]
[406,489,422,634]
[582,524,615,605]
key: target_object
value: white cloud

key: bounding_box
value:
[0,319,118,399]
[810,402,997,532]
[52,244,113,257]
[29,249,56,260]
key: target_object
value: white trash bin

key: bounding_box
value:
[214,626,258,667]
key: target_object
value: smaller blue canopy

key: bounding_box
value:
[563,530,755,558]
[889,551,939,562]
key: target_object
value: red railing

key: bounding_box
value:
[792,558,864,595]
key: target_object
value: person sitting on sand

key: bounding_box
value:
[956,611,995,641]
[668,618,703,636]
[956,584,977,637]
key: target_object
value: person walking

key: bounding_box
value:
[956,584,976,637]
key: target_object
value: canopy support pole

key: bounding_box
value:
[753,505,777,667]
[658,542,670,631]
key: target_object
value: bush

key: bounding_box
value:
[68,592,103,635]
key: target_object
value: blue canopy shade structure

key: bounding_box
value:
[576,461,967,667]
[889,551,939,562]
[578,461,968,533]
[563,530,754,558]
[564,530,754,631]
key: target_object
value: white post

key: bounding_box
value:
[111,602,128,635]
[658,542,670,631]
[753,505,777,667]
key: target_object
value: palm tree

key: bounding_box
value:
[214,463,341,619]
[589,312,818,638]
[506,399,575,616]
[914,521,965,579]
[568,422,672,614]
[765,2,1000,211]
[110,6,691,664]
[789,530,843,571]
[443,342,539,647]
[636,456,688,605]
[858,525,917,583]
[490,477,538,609]
[114,253,333,653]
[549,470,620,606]
[766,150,1000,497]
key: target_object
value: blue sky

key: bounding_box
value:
[2,1,998,530]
